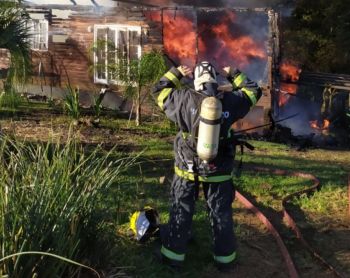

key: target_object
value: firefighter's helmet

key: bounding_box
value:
[194,61,217,91]
[130,206,160,242]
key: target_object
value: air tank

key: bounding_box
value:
[197,97,222,163]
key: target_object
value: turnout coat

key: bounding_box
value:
[153,67,262,182]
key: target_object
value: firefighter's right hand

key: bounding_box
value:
[222,66,232,77]
[222,66,240,78]
[177,65,193,78]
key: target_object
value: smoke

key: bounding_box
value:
[140,0,285,8]
[278,95,322,135]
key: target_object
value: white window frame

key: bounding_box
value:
[28,19,49,51]
[93,24,142,85]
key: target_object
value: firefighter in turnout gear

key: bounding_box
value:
[153,61,262,271]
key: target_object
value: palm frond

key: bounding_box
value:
[0,1,31,87]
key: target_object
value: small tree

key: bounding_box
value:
[117,50,166,126]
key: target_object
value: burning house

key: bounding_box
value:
[13,0,280,128]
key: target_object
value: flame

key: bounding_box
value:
[280,83,297,94]
[278,83,298,106]
[163,11,196,67]
[278,93,290,107]
[278,62,300,105]
[309,119,330,130]
[198,11,266,69]
[146,10,267,70]
[280,61,301,82]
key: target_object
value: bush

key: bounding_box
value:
[0,136,135,277]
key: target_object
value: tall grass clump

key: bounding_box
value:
[0,88,24,110]
[0,136,135,277]
[64,85,80,120]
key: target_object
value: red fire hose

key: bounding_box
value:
[235,166,347,278]
[235,191,299,278]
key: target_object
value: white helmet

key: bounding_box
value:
[194,61,217,91]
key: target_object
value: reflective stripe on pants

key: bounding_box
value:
[161,245,185,261]
[161,174,237,262]
[214,251,237,263]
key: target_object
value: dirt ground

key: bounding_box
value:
[1,113,349,277]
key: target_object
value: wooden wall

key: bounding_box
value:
[29,6,162,92]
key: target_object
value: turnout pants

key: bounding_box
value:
[161,174,237,264]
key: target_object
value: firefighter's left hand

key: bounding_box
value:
[177,65,193,78]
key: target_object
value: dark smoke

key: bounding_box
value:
[138,0,286,8]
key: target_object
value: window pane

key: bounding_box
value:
[107,28,116,81]
[28,20,48,50]
[129,30,140,61]
[94,25,141,84]
[39,22,47,50]
[117,30,127,60]
[96,28,107,80]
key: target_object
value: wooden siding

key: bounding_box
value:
[29,7,162,92]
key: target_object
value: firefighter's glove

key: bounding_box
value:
[177,65,193,78]
[222,66,240,78]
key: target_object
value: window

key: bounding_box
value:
[93,25,141,84]
[28,19,49,51]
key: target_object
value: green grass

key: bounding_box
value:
[240,141,349,213]
[100,117,176,138]
[0,114,349,276]
[103,135,349,277]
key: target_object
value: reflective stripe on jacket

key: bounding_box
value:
[153,67,262,177]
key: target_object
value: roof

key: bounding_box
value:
[25,0,116,7]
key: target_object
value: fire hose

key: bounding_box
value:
[235,166,348,278]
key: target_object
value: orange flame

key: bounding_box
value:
[278,83,298,106]
[279,93,290,107]
[309,119,330,130]
[280,83,298,95]
[198,11,266,68]
[280,61,301,82]
[163,11,196,67]
[147,10,267,70]
[279,61,301,102]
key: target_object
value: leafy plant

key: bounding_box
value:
[64,85,80,120]
[90,40,167,126]
[117,51,167,126]
[92,90,105,119]
[0,0,31,89]
[0,136,135,277]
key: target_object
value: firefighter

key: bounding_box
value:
[153,61,262,271]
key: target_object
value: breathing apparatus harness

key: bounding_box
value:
[178,62,254,200]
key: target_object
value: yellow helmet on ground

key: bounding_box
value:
[130,206,160,242]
